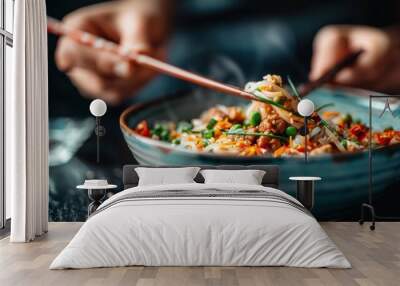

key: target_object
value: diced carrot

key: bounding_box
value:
[322,111,340,119]
[214,128,222,138]
[273,146,286,157]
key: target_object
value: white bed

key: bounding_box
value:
[50,166,350,269]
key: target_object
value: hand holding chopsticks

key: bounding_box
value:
[47,17,257,102]
[47,17,363,103]
[298,49,364,98]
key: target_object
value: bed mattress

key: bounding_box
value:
[50,183,350,269]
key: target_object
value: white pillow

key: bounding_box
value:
[135,167,200,186]
[200,169,266,185]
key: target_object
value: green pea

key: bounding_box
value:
[202,129,214,139]
[177,121,193,133]
[249,111,262,126]
[285,126,297,137]
[151,123,163,136]
[207,118,218,130]
[160,130,170,141]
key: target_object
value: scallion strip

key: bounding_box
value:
[225,131,288,141]
[253,95,291,112]
[287,76,301,101]
[315,103,335,112]
[320,119,346,141]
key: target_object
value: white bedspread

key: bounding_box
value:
[50,183,350,269]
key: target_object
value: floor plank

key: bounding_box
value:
[0,222,399,286]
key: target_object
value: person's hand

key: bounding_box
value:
[55,0,172,105]
[310,25,400,93]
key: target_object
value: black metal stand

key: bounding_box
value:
[87,189,106,217]
[359,95,400,230]
[94,117,106,164]
[304,116,308,163]
[359,203,376,230]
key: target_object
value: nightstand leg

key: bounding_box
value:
[87,189,106,217]
[88,201,101,217]
[296,181,314,210]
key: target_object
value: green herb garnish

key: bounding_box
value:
[151,123,167,137]
[206,118,218,130]
[315,103,335,112]
[253,95,291,112]
[343,113,353,124]
[160,129,170,141]
[287,76,301,101]
[202,129,214,139]
[225,130,288,141]
[320,119,347,142]
[273,94,286,105]
[384,126,394,132]
[177,121,193,133]
[340,139,348,149]
[230,124,242,131]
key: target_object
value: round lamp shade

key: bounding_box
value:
[90,99,107,117]
[297,99,315,117]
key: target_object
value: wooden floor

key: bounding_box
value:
[0,222,399,286]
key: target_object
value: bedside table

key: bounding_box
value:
[289,177,321,210]
[77,180,117,217]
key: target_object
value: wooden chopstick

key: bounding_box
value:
[47,17,257,103]
[298,49,364,98]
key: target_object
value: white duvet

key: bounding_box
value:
[50,183,350,269]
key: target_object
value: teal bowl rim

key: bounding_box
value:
[119,88,400,162]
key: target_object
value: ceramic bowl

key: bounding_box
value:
[120,88,400,217]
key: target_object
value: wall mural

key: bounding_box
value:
[47,0,400,222]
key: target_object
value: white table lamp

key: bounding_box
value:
[90,99,107,163]
[297,99,315,162]
[297,99,315,117]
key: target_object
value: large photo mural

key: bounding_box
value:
[47,0,400,222]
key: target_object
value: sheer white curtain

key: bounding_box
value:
[7,0,48,242]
